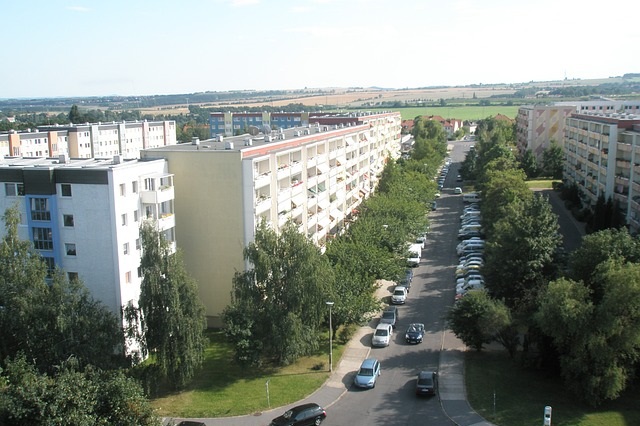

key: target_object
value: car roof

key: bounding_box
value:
[418,370,436,378]
[361,358,379,368]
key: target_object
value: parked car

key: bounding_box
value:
[391,286,408,304]
[430,201,437,211]
[380,306,398,328]
[399,269,413,292]
[415,371,438,396]
[372,323,393,347]
[270,403,327,426]
[405,323,425,344]
[354,358,381,389]
[177,422,207,426]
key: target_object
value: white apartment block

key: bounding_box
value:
[0,120,177,159]
[142,111,402,326]
[517,101,640,161]
[563,111,640,233]
[0,155,176,336]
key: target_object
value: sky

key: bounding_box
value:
[1,0,638,98]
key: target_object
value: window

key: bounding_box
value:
[123,242,129,255]
[61,184,72,196]
[125,271,132,284]
[30,198,51,221]
[121,213,127,226]
[120,183,126,196]
[134,210,139,222]
[63,214,74,227]
[132,181,138,193]
[136,238,141,250]
[32,227,53,250]
[5,183,25,196]
[65,243,77,256]
[42,256,55,278]
[137,266,142,278]
[68,272,78,282]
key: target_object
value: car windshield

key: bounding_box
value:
[359,368,374,376]
[382,312,394,319]
[408,325,422,333]
[375,329,388,336]
[393,289,405,296]
[283,410,293,419]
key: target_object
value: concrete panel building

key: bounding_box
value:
[563,111,640,233]
[144,111,401,326]
[0,155,176,336]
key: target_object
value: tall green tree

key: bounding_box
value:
[483,194,562,313]
[568,228,640,301]
[133,221,207,389]
[224,221,334,366]
[541,140,564,179]
[446,290,511,352]
[519,149,539,178]
[0,206,125,373]
[536,263,640,405]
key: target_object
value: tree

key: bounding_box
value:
[0,206,125,374]
[483,194,562,313]
[536,264,640,405]
[568,228,640,301]
[68,105,84,123]
[132,221,207,389]
[223,221,334,366]
[446,290,511,351]
[541,140,564,179]
[0,355,158,425]
[519,149,539,178]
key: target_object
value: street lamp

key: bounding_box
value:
[326,301,334,372]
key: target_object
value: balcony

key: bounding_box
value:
[158,213,175,230]
[140,185,174,205]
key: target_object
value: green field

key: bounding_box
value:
[363,105,520,121]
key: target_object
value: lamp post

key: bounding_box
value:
[326,301,334,372]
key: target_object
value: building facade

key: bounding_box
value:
[1,120,177,159]
[144,111,402,326]
[0,155,176,336]
[516,105,576,158]
[563,111,640,233]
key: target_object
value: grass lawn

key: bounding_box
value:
[465,350,640,426]
[362,105,520,121]
[527,179,561,189]
[151,330,345,418]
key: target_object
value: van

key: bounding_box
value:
[463,193,481,203]
[407,243,422,267]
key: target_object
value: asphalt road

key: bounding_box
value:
[322,142,470,426]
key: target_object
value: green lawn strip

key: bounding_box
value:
[151,330,344,418]
[465,350,640,426]
[527,179,560,189]
[358,106,520,121]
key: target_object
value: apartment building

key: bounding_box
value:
[209,112,312,137]
[1,120,177,159]
[563,111,640,233]
[143,111,402,326]
[516,105,576,158]
[0,155,176,334]
[517,101,640,160]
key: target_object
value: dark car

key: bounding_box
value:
[380,306,398,328]
[270,403,327,426]
[399,269,413,292]
[405,323,425,344]
[176,422,206,426]
[415,370,438,396]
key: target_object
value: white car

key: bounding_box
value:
[371,323,393,347]
[391,286,408,304]
[454,187,463,194]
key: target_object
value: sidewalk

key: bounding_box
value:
[166,284,496,426]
